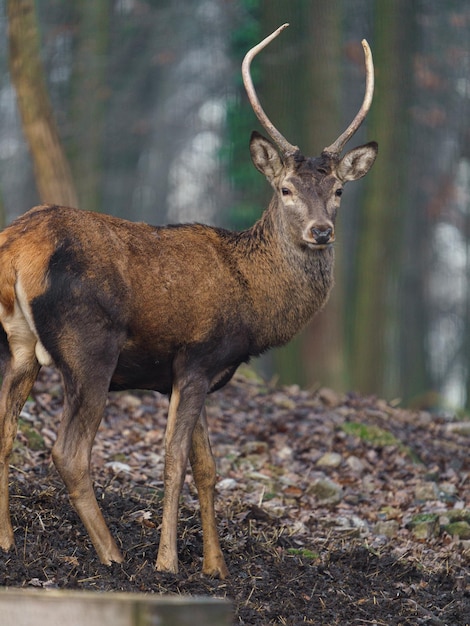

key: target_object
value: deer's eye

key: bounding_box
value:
[335,188,343,197]
[281,187,291,196]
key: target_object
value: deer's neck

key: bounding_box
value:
[233,199,335,351]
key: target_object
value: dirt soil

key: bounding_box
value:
[0,367,469,625]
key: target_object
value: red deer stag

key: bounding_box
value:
[0,24,377,578]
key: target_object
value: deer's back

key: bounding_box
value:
[0,205,257,393]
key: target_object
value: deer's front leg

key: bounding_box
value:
[189,406,228,578]
[156,380,207,575]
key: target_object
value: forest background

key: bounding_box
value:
[0,0,469,412]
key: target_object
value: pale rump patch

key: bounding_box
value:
[0,300,36,367]
[34,342,53,367]
[0,280,52,368]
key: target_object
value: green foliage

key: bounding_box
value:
[341,421,422,464]
[286,547,319,560]
[341,422,399,448]
[411,513,439,524]
[223,0,266,231]
[18,419,45,451]
[261,492,277,502]
[444,521,470,539]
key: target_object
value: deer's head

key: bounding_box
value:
[243,25,378,249]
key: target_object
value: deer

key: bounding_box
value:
[0,24,377,579]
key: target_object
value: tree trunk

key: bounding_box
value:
[69,2,110,213]
[300,2,343,391]
[7,0,78,207]
[261,0,344,389]
[349,0,412,397]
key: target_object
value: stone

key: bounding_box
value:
[105,461,131,474]
[446,421,470,436]
[408,513,440,539]
[317,387,342,407]
[309,476,343,505]
[217,478,238,491]
[445,521,470,539]
[373,520,399,538]
[414,481,439,502]
[316,452,342,469]
[346,455,365,473]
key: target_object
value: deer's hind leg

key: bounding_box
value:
[50,329,124,565]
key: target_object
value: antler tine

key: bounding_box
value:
[242,23,299,157]
[323,39,375,156]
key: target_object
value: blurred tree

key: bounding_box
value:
[349,0,413,397]
[259,1,306,385]
[7,0,78,207]
[226,0,264,231]
[69,2,110,212]
[259,0,344,390]
[300,1,343,390]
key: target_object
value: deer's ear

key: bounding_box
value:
[250,131,284,182]
[337,141,378,182]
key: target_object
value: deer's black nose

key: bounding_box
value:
[311,226,332,245]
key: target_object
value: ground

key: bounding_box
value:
[0,367,469,625]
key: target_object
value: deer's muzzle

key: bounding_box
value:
[311,226,333,245]
[303,222,335,247]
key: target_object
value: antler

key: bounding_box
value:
[242,23,299,157]
[323,39,374,156]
